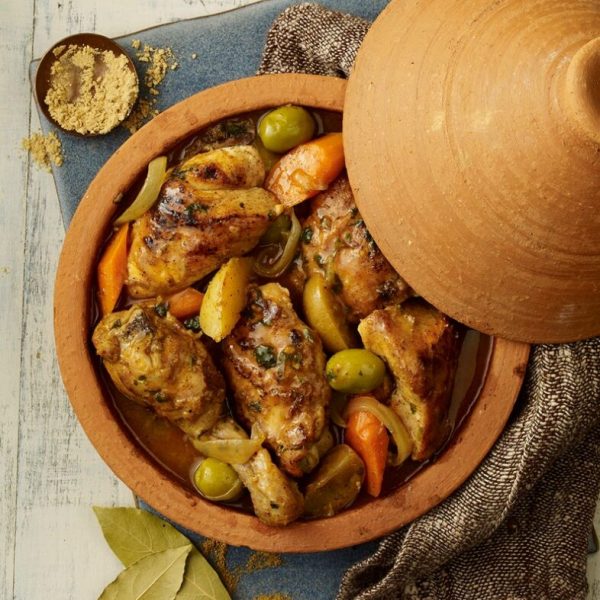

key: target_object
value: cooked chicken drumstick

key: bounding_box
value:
[222,283,331,477]
[300,175,411,322]
[200,418,304,526]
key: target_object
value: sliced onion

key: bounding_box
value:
[253,209,301,277]
[191,437,262,465]
[114,155,167,225]
[345,396,413,466]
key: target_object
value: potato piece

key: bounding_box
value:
[304,444,365,518]
[199,257,253,341]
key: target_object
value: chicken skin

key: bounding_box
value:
[222,283,331,477]
[300,175,411,322]
[358,301,461,461]
[92,304,225,437]
[127,145,277,298]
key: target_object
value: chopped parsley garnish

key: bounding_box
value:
[185,202,209,216]
[183,316,201,332]
[301,226,313,244]
[254,344,277,368]
[223,120,247,136]
[154,391,168,403]
[319,216,332,230]
[314,254,325,267]
[154,303,167,318]
[248,401,262,413]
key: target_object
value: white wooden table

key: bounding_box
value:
[2,1,600,598]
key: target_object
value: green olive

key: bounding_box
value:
[258,105,315,153]
[193,457,243,502]
[326,349,386,394]
[304,444,365,518]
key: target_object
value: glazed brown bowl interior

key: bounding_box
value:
[54,74,530,552]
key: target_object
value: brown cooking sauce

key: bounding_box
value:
[91,108,493,516]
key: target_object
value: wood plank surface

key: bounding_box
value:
[2,0,600,598]
[3,2,258,599]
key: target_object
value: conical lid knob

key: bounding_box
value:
[344,0,600,343]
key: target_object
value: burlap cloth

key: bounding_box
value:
[258,4,600,599]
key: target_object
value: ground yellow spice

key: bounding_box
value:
[199,539,283,594]
[122,40,177,134]
[44,44,138,135]
[21,131,64,171]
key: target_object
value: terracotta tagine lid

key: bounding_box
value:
[344,0,600,343]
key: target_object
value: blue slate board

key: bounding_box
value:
[33,0,390,226]
[33,2,392,598]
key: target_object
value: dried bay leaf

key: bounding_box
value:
[93,507,190,566]
[99,545,191,600]
[176,548,230,600]
[94,507,231,600]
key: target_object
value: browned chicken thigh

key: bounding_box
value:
[300,175,411,322]
[92,303,226,437]
[358,301,461,461]
[127,145,277,298]
[222,283,331,477]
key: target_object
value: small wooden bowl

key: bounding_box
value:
[35,33,139,136]
[54,74,529,552]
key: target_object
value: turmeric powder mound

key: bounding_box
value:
[22,131,64,171]
[44,44,138,135]
[199,539,284,594]
[122,40,177,134]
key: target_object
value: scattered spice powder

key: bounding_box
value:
[199,539,283,594]
[44,44,138,135]
[21,131,64,171]
[122,40,177,133]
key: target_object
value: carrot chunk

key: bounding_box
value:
[167,288,204,320]
[265,132,345,207]
[345,409,389,497]
[97,223,130,316]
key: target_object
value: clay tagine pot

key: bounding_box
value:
[345,0,600,343]
[54,74,528,552]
